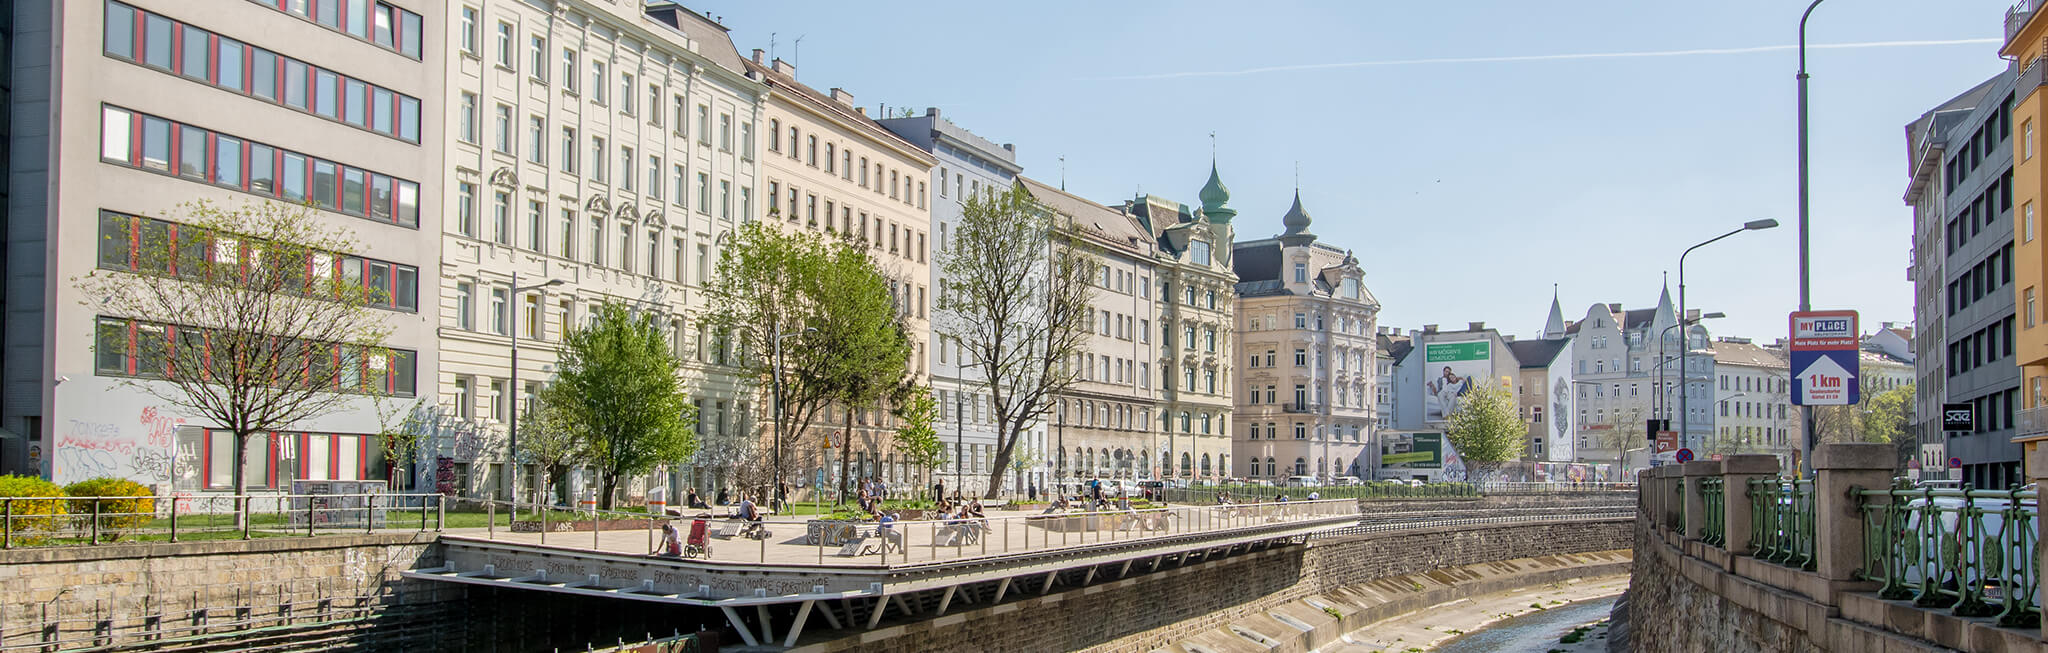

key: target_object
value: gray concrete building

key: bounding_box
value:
[1905,71,2023,489]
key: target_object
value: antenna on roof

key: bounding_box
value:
[793,35,806,78]
[769,33,776,60]
[1059,156,1066,191]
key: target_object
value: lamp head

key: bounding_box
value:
[1702,312,1726,319]
[1743,218,1779,231]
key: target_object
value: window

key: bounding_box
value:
[620,146,635,191]
[492,191,511,244]
[561,49,578,92]
[590,60,607,104]
[720,181,732,218]
[559,208,576,259]
[698,173,711,213]
[806,135,818,166]
[591,137,607,182]
[674,165,687,206]
[560,127,578,173]
[2028,119,2036,161]
[456,182,477,236]
[741,122,755,159]
[698,105,711,144]
[620,73,635,115]
[494,21,513,68]
[648,85,662,125]
[769,119,781,152]
[645,230,659,276]
[529,35,547,81]
[101,105,418,227]
[588,217,604,265]
[1293,262,1308,283]
[458,7,477,54]
[493,104,512,153]
[527,116,545,164]
[458,92,478,143]
[648,156,662,199]
[719,114,732,151]
[618,223,633,272]
[2028,202,2036,243]
[1295,348,1307,367]
[522,294,541,339]
[526,199,545,251]
[2028,287,2037,328]
[490,287,509,335]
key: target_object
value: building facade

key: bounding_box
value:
[2000,3,2048,474]
[18,0,442,489]
[877,107,1024,494]
[435,0,760,501]
[746,51,936,490]
[1123,187,1237,482]
[1907,66,2022,488]
[1232,189,1378,482]
[1709,338,1797,467]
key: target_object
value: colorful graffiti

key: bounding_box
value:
[51,406,184,486]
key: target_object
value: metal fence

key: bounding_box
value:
[1314,509,1635,539]
[1857,484,2039,627]
[1748,478,1815,569]
[1701,478,1726,546]
[1,493,445,548]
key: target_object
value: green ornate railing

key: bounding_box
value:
[1857,484,2039,628]
[1701,477,1725,546]
[1671,476,1686,533]
[1748,478,1815,570]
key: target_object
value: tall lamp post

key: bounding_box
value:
[771,326,817,512]
[1797,0,1826,476]
[506,272,563,507]
[1679,219,1779,451]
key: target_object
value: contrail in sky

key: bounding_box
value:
[1093,38,2000,81]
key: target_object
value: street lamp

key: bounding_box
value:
[1679,219,1777,450]
[1798,0,1824,475]
[507,272,563,508]
[771,326,817,512]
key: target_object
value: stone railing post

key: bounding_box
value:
[1646,466,1667,532]
[1683,460,1717,541]
[1812,443,1891,602]
[1720,454,1779,558]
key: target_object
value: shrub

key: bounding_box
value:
[0,475,68,542]
[65,477,156,540]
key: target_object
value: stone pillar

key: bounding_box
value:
[1812,443,1891,600]
[1720,454,1779,557]
[1682,460,1718,541]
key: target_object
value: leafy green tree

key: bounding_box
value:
[76,200,396,500]
[517,389,591,506]
[891,385,947,493]
[938,184,1098,498]
[1445,382,1523,482]
[706,221,908,505]
[543,303,697,509]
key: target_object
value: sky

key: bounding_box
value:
[686,0,2016,343]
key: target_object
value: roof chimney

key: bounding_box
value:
[1003,143,1015,152]
[1503,335,1515,342]
[1423,324,1439,334]
[1607,303,1622,313]
[1468,321,1485,331]
[828,87,855,107]
[771,58,795,76]
[926,107,940,117]
[751,49,765,64]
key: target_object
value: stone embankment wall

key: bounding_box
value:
[798,518,1631,653]
[0,533,460,649]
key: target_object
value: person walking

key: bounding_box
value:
[932,478,945,504]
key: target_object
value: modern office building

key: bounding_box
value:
[433,0,760,501]
[877,108,1026,494]
[1231,188,1378,481]
[1908,66,2023,488]
[746,50,937,490]
[13,0,442,488]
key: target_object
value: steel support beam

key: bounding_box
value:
[818,599,844,630]
[783,600,815,648]
[721,606,760,647]
[936,586,957,616]
[1040,570,1058,595]
[866,596,889,630]
[994,577,1011,602]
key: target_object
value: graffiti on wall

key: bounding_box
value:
[52,406,185,486]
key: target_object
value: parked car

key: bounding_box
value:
[1330,476,1362,486]
[1284,475,1321,488]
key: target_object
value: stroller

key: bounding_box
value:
[682,519,712,559]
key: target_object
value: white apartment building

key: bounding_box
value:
[1232,189,1378,482]
[19,0,440,488]
[1710,338,1798,466]
[1021,177,1161,485]
[745,52,936,490]
[435,0,760,501]
[878,108,1027,494]
[1122,191,1238,482]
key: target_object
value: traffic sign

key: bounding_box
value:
[1949,457,1963,469]
[1653,430,1679,454]
[1789,310,1860,406]
[1675,448,1695,464]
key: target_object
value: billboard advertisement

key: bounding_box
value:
[1383,432,1444,468]
[1422,340,1491,423]
[1546,355,1576,463]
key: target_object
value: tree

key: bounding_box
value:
[891,385,947,494]
[76,200,397,501]
[706,221,908,506]
[939,184,1098,499]
[1444,383,1523,482]
[543,302,697,509]
[1591,410,1646,477]
[517,387,591,506]
[1814,380,1913,446]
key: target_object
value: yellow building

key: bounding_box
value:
[2003,5,2048,464]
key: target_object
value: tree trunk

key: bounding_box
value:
[981,422,1023,500]
[232,429,252,528]
[837,408,853,506]
[598,473,617,511]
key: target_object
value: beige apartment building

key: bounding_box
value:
[435,0,759,500]
[1020,178,1163,483]
[1121,179,1239,481]
[19,0,440,489]
[1231,188,1378,481]
[744,52,936,489]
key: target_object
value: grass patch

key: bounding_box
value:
[1321,606,1342,620]
[1559,625,1594,644]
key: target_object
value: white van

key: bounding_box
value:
[1284,475,1321,488]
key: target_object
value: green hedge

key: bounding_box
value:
[64,477,156,540]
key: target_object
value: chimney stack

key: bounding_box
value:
[1423,324,1439,334]
[771,58,795,76]
[1468,321,1485,331]
[828,88,855,107]
[751,49,765,64]
[1607,303,1622,313]
[926,107,940,117]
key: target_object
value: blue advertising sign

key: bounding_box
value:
[1789,311,1860,407]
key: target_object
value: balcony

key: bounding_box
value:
[1281,402,1322,414]
[2019,405,2048,439]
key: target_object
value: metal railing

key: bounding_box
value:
[1162,482,1478,504]
[1315,508,1634,539]
[471,497,1359,567]
[2018,405,2048,438]
[1472,481,1639,494]
[1701,478,1725,546]
[1857,484,2039,627]
[1,493,445,548]
[1748,478,1815,570]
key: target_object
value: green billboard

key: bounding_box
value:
[1384,432,1443,468]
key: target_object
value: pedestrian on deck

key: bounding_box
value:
[933,478,945,504]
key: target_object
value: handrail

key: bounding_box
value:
[1855,484,2039,627]
[2,492,446,549]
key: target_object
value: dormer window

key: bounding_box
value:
[1189,240,1212,265]
[1293,263,1308,283]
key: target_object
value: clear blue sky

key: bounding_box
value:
[689,0,2014,343]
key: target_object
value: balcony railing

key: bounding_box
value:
[2019,405,2048,438]
[1281,402,1322,414]
[1857,484,2038,627]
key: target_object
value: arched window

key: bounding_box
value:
[1265,457,1277,477]
[1180,452,1192,476]
[1218,454,1228,477]
[1200,454,1212,475]
[1200,413,1212,434]
[1099,448,1111,471]
[1139,449,1149,474]
[1179,412,1192,433]
[1333,457,1346,476]
[1294,458,1307,475]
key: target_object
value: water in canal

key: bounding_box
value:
[1429,594,1619,653]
